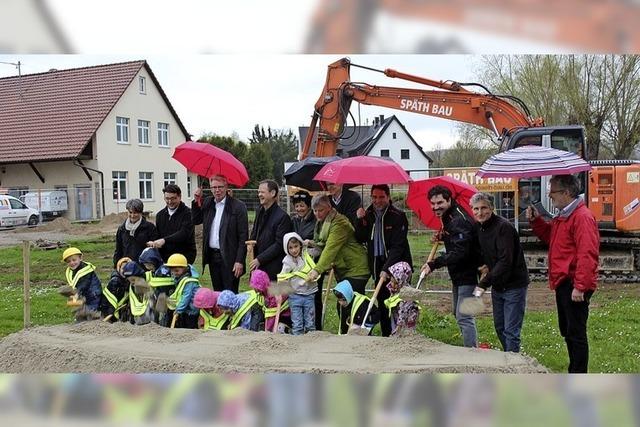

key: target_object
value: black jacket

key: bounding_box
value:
[291,211,316,241]
[476,213,529,292]
[192,196,249,275]
[427,202,482,286]
[155,202,197,264]
[249,203,292,280]
[113,218,158,267]
[331,189,362,227]
[355,202,413,276]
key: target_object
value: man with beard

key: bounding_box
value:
[421,185,481,347]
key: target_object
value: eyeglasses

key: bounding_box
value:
[292,194,309,200]
[211,186,226,190]
[548,189,566,195]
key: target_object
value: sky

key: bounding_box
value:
[0,54,479,151]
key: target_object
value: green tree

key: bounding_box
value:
[249,124,299,185]
[244,143,274,187]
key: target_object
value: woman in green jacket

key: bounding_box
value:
[306,194,370,334]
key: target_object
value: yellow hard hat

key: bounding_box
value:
[62,247,82,262]
[165,253,188,268]
[116,257,132,273]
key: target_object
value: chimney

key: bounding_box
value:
[373,117,379,127]
[379,114,385,123]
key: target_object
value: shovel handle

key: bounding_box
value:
[170,313,179,329]
[358,275,386,329]
[102,314,113,322]
[272,296,282,333]
[321,268,335,328]
[427,241,440,263]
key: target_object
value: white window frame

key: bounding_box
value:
[139,172,153,200]
[138,120,150,146]
[401,149,410,160]
[112,171,128,200]
[157,122,169,147]
[163,172,177,189]
[116,117,129,144]
[139,76,146,94]
[186,175,192,198]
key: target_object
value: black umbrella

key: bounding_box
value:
[284,156,343,191]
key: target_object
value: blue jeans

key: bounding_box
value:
[492,286,528,352]
[289,293,316,335]
[452,285,478,347]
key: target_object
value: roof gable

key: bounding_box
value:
[0,60,189,164]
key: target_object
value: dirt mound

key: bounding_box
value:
[28,217,74,232]
[99,212,128,227]
[0,322,548,374]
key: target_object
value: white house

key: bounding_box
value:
[0,60,196,220]
[299,114,432,179]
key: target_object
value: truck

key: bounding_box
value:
[301,57,640,282]
[22,190,68,221]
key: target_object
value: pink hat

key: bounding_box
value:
[193,287,220,309]
[249,269,271,294]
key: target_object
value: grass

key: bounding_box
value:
[1,233,639,373]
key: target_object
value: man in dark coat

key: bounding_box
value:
[472,192,529,353]
[327,183,362,227]
[355,184,412,337]
[249,179,292,280]
[147,184,197,264]
[192,175,248,293]
[422,185,482,348]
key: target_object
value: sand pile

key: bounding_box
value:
[0,322,547,374]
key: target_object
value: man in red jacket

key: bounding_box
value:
[526,174,599,373]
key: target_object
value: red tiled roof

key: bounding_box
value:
[0,60,189,164]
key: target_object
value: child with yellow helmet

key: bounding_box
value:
[60,247,102,322]
[166,253,200,329]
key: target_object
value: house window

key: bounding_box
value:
[401,149,410,159]
[393,132,397,139]
[139,76,146,94]
[163,172,177,189]
[112,171,127,200]
[187,176,192,198]
[158,123,169,147]
[380,149,390,157]
[138,120,150,145]
[116,117,129,143]
[139,172,153,200]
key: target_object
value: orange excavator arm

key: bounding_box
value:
[301,57,543,159]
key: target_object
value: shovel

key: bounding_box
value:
[268,281,296,333]
[170,312,179,328]
[416,241,440,290]
[320,268,335,329]
[348,275,386,336]
[459,288,486,316]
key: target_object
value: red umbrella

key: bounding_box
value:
[312,156,411,185]
[406,176,478,230]
[172,141,249,187]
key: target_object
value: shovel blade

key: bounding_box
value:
[347,325,371,336]
[268,281,295,297]
[459,296,485,316]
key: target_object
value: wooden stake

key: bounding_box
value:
[23,240,30,328]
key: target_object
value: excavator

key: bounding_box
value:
[300,57,640,282]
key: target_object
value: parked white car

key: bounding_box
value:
[0,195,41,227]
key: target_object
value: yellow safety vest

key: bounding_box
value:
[264,299,290,319]
[338,292,369,336]
[145,271,175,288]
[102,285,129,319]
[167,277,199,311]
[229,290,260,329]
[276,251,316,282]
[384,294,402,316]
[65,262,96,289]
[129,287,150,317]
[200,309,230,330]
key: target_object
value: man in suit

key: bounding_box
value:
[148,184,197,264]
[249,179,292,280]
[192,175,248,293]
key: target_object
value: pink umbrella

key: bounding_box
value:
[406,176,478,230]
[172,141,249,187]
[477,145,591,178]
[312,155,411,185]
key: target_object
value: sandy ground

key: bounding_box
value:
[0,321,546,374]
